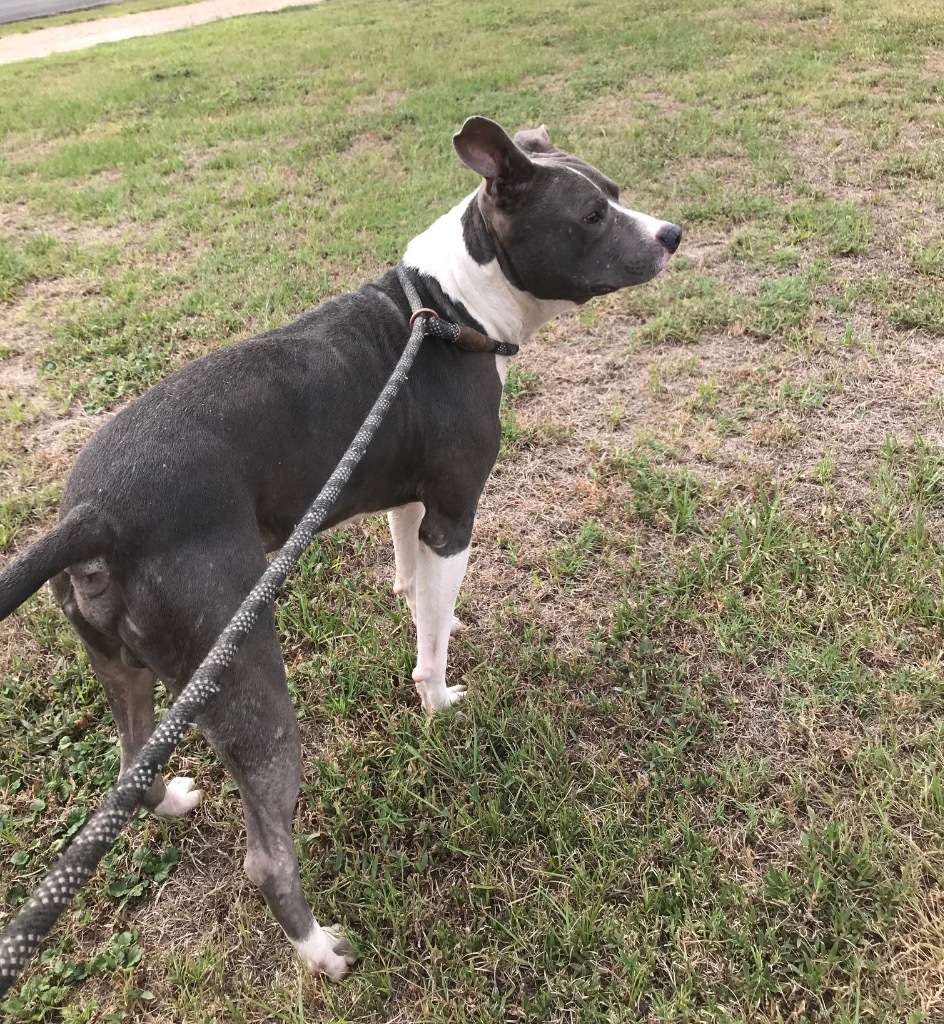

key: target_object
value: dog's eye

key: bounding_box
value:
[583,209,604,225]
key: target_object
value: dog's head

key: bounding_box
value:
[454,116,680,304]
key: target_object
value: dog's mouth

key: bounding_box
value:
[587,244,679,297]
[588,267,666,295]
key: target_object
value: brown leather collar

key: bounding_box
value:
[397,265,519,357]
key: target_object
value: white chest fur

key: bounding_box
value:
[402,193,574,351]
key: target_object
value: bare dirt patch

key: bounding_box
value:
[924,47,944,77]
[788,111,943,215]
[459,267,942,571]
[518,71,568,97]
[654,322,935,520]
[788,121,876,198]
[684,225,778,296]
[0,279,110,513]
[338,132,400,174]
[0,278,70,406]
[565,94,649,133]
[0,201,129,247]
[348,88,407,116]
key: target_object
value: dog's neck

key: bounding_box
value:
[402,192,574,346]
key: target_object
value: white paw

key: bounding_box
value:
[450,616,467,635]
[322,924,357,979]
[153,776,202,818]
[295,923,356,981]
[416,681,467,714]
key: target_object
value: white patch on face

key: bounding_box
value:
[563,165,673,240]
[402,193,575,346]
[607,199,673,239]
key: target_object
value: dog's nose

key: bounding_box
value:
[656,223,682,254]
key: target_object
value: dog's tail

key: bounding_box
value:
[0,503,108,621]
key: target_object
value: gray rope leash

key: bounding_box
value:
[397,264,424,314]
[0,267,433,996]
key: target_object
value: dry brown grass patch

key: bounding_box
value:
[0,201,129,248]
[0,278,111,505]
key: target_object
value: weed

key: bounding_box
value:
[605,446,702,537]
[546,520,608,586]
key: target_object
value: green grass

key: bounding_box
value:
[1,0,943,1020]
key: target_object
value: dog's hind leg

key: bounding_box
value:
[85,646,202,817]
[51,573,199,816]
[105,528,353,975]
[199,617,355,980]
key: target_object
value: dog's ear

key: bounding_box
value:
[513,125,556,155]
[454,116,534,203]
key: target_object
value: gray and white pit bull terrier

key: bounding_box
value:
[0,117,680,978]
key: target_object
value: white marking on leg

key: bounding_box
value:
[292,919,356,981]
[152,776,201,818]
[388,502,425,623]
[412,542,470,713]
[494,353,510,388]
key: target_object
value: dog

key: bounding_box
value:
[0,117,681,979]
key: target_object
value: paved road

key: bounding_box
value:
[0,0,320,63]
[0,0,120,26]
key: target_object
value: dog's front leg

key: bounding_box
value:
[388,502,424,619]
[411,513,472,713]
[389,502,467,637]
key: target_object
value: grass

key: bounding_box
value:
[0,0,943,1020]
